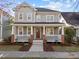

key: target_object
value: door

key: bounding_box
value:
[36,28,40,39]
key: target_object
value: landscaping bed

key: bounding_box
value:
[43,42,54,51]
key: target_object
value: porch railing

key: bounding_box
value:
[46,35,61,42]
[15,35,30,42]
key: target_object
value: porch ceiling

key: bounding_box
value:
[14,22,64,24]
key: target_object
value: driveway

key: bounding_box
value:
[0,51,79,58]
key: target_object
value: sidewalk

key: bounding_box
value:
[0,51,79,58]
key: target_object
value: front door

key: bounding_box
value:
[36,28,40,39]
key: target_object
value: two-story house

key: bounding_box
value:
[0,6,14,42]
[11,2,65,43]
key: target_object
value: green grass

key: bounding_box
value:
[54,46,79,52]
[0,45,22,51]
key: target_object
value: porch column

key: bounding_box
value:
[61,26,64,44]
[29,26,33,43]
[0,11,3,41]
[11,25,15,43]
[43,26,46,43]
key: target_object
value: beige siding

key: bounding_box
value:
[15,4,61,22]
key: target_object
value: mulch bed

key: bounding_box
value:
[19,43,32,51]
[43,42,54,51]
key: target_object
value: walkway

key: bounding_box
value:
[29,40,43,51]
[0,51,79,58]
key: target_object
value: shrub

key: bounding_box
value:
[64,27,76,45]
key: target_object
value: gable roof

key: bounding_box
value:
[36,8,59,12]
[61,12,79,26]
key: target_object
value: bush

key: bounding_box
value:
[3,36,11,43]
[64,27,76,45]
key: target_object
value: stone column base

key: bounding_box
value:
[61,35,64,44]
[29,35,33,44]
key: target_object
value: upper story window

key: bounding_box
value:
[19,13,23,20]
[46,15,54,22]
[26,14,32,20]
[19,14,22,19]
[37,15,41,20]
[28,15,32,20]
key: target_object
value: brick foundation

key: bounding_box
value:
[43,35,47,44]
[61,35,64,44]
[11,34,15,43]
[29,35,33,44]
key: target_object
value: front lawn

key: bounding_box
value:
[44,43,79,52]
[54,46,79,52]
[0,43,31,51]
[0,45,22,51]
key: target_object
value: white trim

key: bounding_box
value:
[1,11,3,40]
[12,25,14,34]
[31,26,33,35]
[61,26,64,35]
[43,26,45,35]
[21,27,23,35]
[27,26,28,36]
[12,24,65,26]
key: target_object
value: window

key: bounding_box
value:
[41,15,46,21]
[37,15,40,20]
[28,16,31,20]
[46,27,54,35]
[28,27,31,35]
[23,27,27,35]
[46,15,53,22]
[54,27,58,35]
[18,27,23,35]
[15,26,18,35]
[19,13,22,19]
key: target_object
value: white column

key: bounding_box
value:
[12,25,14,34]
[1,11,3,40]
[31,26,33,35]
[61,26,64,35]
[43,26,45,35]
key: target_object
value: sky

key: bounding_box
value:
[0,0,79,12]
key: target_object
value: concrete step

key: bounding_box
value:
[33,40,43,45]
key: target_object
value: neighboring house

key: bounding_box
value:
[61,12,79,39]
[0,6,14,42]
[11,2,65,43]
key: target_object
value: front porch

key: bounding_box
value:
[11,23,64,44]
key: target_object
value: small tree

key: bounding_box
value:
[64,27,76,45]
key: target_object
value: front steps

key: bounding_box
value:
[29,40,43,51]
[33,40,43,45]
